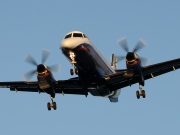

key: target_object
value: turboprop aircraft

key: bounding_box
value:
[0,31,180,111]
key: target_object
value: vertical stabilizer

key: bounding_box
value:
[111,53,118,70]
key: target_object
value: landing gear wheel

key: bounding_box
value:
[75,68,78,75]
[70,69,74,75]
[136,91,140,99]
[142,90,146,98]
[52,102,57,110]
[47,102,51,111]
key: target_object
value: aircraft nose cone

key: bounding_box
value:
[60,39,78,49]
[61,40,70,48]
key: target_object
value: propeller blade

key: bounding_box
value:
[42,49,51,64]
[49,64,60,73]
[117,56,126,62]
[133,39,147,53]
[118,37,129,53]
[24,69,36,80]
[140,57,149,66]
[24,55,38,66]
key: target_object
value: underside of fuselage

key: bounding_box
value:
[61,43,115,97]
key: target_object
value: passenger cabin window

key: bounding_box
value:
[73,33,83,38]
[64,34,72,39]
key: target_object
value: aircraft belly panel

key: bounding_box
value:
[73,43,113,75]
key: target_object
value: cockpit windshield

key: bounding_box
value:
[64,33,72,39]
[73,33,83,37]
[64,32,88,39]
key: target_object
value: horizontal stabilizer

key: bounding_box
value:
[109,97,118,102]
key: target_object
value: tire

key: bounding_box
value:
[70,69,74,75]
[52,102,57,110]
[142,90,146,98]
[47,102,51,111]
[136,91,140,99]
[75,68,78,75]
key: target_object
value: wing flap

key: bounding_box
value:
[55,80,95,95]
[0,81,40,93]
[0,81,38,88]
[10,87,42,92]
[0,80,88,95]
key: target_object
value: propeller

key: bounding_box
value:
[49,64,60,73]
[118,37,129,53]
[24,49,60,80]
[42,49,51,64]
[132,39,147,53]
[117,37,148,66]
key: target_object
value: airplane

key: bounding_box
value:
[0,30,180,111]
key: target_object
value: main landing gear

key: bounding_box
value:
[70,68,78,75]
[47,97,57,111]
[136,85,146,99]
[69,52,78,75]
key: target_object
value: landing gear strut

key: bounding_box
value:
[69,52,78,75]
[136,85,146,99]
[47,97,57,111]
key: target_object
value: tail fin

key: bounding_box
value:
[111,53,118,70]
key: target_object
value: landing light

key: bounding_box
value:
[69,52,75,59]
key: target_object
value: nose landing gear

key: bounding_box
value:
[70,68,78,75]
[69,52,78,75]
[136,85,146,99]
[47,97,57,111]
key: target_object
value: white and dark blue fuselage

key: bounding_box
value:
[60,31,120,101]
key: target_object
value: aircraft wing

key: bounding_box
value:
[0,80,94,95]
[106,58,180,90]
[0,58,179,95]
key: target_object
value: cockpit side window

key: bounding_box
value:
[83,34,88,38]
[64,33,72,39]
[73,33,83,37]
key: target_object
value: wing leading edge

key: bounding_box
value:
[106,58,180,90]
